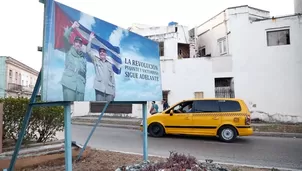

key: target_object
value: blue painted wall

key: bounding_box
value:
[0,56,7,98]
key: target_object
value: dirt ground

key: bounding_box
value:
[19,149,275,171]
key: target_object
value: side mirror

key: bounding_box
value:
[169,110,173,116]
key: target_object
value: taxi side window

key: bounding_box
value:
[218,100,241,112]
[169,101,193,114]
[193,100,220,113]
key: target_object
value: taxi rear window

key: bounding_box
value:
[193,100,241,112]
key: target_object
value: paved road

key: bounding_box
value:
[62,125,302,170]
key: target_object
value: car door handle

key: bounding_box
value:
[212,116,219,120]
[184,117,190,120]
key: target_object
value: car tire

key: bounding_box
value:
[218,126,237,143]
[148,123,165,137]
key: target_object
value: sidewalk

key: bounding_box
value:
[71,116,302,138]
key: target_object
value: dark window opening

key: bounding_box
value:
[267,29,290,46]
[197,46,206,57]
[159,42,164,56]
[178,43,190,59]
[215,77,235,98]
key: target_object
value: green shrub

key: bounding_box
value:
[0,97,64,144]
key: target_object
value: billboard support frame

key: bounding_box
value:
[5,69,149,171]
[5,0,151,170]
[76,101,111,161]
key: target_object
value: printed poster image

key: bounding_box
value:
[42,0,162,102]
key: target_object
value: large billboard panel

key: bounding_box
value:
[42,0,162,102]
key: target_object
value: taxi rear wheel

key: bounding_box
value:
[148,123,165,137]
[218,126,237,143]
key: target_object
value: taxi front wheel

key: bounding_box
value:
[218,126,237,143]
[148,123,165,137]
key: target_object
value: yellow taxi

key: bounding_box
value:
[140,98,253,143]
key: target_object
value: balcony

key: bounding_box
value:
[22,86,34,93]
[7,83,22,92]
[7,83,35,94]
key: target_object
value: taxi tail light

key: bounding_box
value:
[245,115,251,125]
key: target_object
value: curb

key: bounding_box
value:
[71,122,302,138]
[72,122,140,130]
[253,132,302,138]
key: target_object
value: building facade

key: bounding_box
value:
[187,5,302,123]
[72,4,302,123]
[0,56,39,98]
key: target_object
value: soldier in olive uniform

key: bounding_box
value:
[86,32,115,101]
[60,21,87,101]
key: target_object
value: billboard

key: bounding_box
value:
[42,0,162,102]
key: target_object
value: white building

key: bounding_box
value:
[187,5,302,123]
[0,56,39,98]
[73,3,302,123]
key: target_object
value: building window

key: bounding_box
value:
[194,92,204,98]
[197,46,206,57]
[215,77,235,98]
[178,43,190,59]
[218,37,227,55]
[19,73,21,84]
[159,42,164,56]
[162,90,169,104]
[9,70,12,78]
[15,72,18,82]
[267,29,290,46]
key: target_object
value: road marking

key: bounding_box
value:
[99,148,300,171]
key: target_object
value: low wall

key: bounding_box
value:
[0,146,91,170]
[72,101,164,118]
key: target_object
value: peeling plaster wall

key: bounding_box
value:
[229,13,302,123]
[193,6,302,123]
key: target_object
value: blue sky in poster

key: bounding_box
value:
[42,0,162,102]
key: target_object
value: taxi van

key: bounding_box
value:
[140,98,253,143]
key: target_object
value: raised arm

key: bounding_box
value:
[63,21,80,51]
[86,32,97,63]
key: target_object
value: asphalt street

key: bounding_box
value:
[61,125,302,170]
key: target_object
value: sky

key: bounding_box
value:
[0,0,294,72]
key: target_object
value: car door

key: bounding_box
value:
[191,100,222,135]
[163,101,194,134]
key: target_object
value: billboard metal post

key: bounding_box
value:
[64,103,72,171]
[76,101,111,161]
[142,102,148,162]
[5,71,75,171]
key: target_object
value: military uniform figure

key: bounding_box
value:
[87,32,115,101]
[60,21,87,101]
